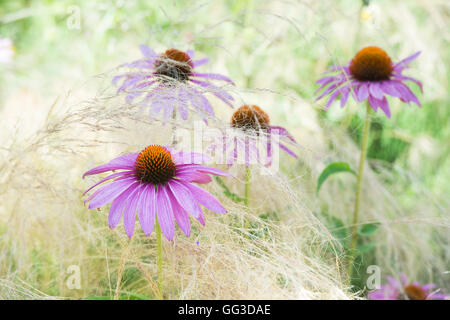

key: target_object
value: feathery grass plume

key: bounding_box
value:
[315,46,422,281]
[368,274,449,300]
[113,46,235,123]
[0,278,55,300]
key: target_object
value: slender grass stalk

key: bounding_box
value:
[155,217,164,299]
[347,102,371,280]
[114,237,133,300]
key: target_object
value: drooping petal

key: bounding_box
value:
[368,95,379,113]
[186,49,195,59]
[189,79,234,107]
[139,45,157,58]
[393,74,423,92]
[277,141,298,159]
[357,82,369,102]
[191,72,234,84]
[138,184,156,236]
[369,82,384,100]
[176,164,231,177]
[87,177,138,209]
[108,182,140,229]
[192,57,209,67]
[123,184,144,238]
[166,187,191,237]
[393,81,421,106]
[315,82,341,101]
[393,51,421,72]
[83,171,134,195]
[268,126,297,144]
[378,96,391,118]
[325,88,342,110]
[171,151,212,165]
[176,87,189,120]
[340,86,350,108]
[182,181,226,214]
[380,81,402,98]
[155,185,175,241]
[176,170,212,184]
[427,293,449,300]
[422,283,437,291]
[187,87,215,116]
[167,180,198,215]
[83,153,138,177]
[387,276,402,289]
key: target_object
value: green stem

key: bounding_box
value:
[244,166,251,207]
[156,217,163,299]
[244,166,251,231]
[347,102,371,281]
[171,109,177,146]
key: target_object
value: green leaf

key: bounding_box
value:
[214,176,245,203]
[358,223,381,237]
[119,291,150,300]
[320,211,349,254]
[356,242,377,254]
[316,162,356,194]
[83,291,150,300]
[83,296,111,300]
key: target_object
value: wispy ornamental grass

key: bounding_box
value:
[0,84,353,299]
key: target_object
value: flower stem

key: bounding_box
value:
[171,109,177,146]
[347,102,371,281]
[243,166,251,232]
[156,218,164,299]
[244,166,251,207]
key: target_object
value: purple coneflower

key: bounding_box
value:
[368,275,449,300]
[113,46,234,122]
[83,145,229,240]
[208,105,297,207]
[210,105,298,168]
[316,46,422,118]
[83,145,230,297]
[315,47,423,279]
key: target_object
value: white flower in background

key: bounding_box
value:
[0,38,14,64]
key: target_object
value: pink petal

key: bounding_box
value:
[83,171,134,195]
[167,188,191,237]
[123,184,144,238]
[83,153,138,177]
[167,180,198,216]
[155,185,175,241]
[138,184,156,236]
[87,177,138,209]
[357,83,369,102]
[108,182,140,229]
[183,181,226,214]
